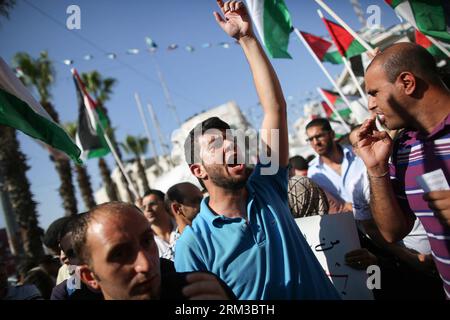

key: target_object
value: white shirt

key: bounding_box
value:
[308,145,371,220]
[154,220,178,261]
[309,145,431,254]
[399,219,431,255]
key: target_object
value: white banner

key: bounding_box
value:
[296,213,374,300]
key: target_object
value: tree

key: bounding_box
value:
[120,135,151,195]
[64,123,96,210]
[0,0,16,20]
[0,125,44,264]
[81,70,135,202]
[13,52,78,216]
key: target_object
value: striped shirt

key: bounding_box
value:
[391,114,450,298]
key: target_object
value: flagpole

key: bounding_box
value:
[94,111,141,199]
[314,0,374,55]
[316,87,352,133]
[295,28,352,132]
[134,92,158,159]
[317,9,369,109]
[149,53,182,127]
[341,56,368,107]
[71,69,140,199]
[146,101,173,168]
[0,171,24,256]
[147,102,174,169]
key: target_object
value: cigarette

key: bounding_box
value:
[375,114,387,131]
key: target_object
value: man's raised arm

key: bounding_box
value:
[214,0,289,167]
[356,116,415,242]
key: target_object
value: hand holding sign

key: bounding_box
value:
[417,169,450,227]
[296,213,374,300]
[423,190,450,227]
[345,248,378,270]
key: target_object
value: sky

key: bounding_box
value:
[0,0,401,231]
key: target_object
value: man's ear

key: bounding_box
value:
[79,265,100,290]
[398,72,416,95]
[189,164,207,179]
[171,202,183,216]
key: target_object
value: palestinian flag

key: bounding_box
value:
[319,88,352,120]
[72,69,110,160]
[298,31,343,64]
[0,57,81,163]
[329,120,349,139]
[321,101,334,118]
[349,52,372,77]
[321,18,367,58]
[415,29,447,59]
[385,0,450,43]
[245,0,293,58]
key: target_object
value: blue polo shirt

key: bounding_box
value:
[174,163,340,300]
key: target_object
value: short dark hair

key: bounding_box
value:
[368,42,441,85]
[165,183,187,214]
[164,182,199,212]
[43,217,72,252]
[143,189,165,202]
[23,268,54,299]
[184,117,231,165]
[59,213,86,241]
[72,202,142,265]
[38,254,59,266]
[306,154,316,163]
[305,118,332,132]
[166,183,188,204]
[289,156,308,171]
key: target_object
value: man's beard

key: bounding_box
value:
[316,141,333,156]
[386,94,410,130]
[204,164,247,190]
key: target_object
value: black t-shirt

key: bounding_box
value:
[160,258,236,300]
[50,280,103,300]
[50,259,235,300]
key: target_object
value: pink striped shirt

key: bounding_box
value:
[391,114,450,298]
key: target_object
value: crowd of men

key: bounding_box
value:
[1,0,449,300]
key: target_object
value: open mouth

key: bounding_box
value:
[227,163,244,168]
[376,113,386,124]
[375,114,388,131]
[227,163,245,174]
[224,152,246,174]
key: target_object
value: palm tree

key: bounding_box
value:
[13,51,78,216]
[98,157,120,202]
[120,135,151,195]
[0,0,15,20]
[64,123,96,210]
[81,70,135,202]
[0,125,44,264]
